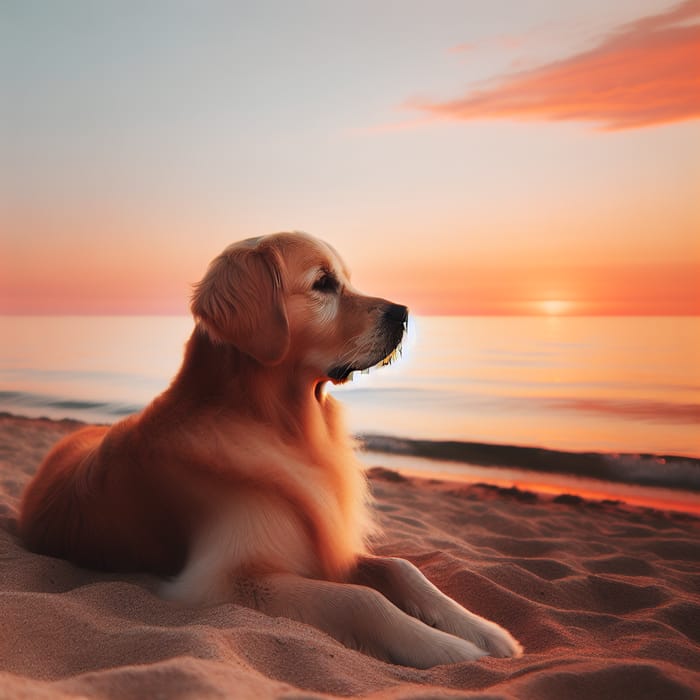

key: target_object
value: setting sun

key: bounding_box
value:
[539,299,575,316]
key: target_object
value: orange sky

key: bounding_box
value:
[2,0,699,316]
[413,0,700,131]
[353,261,700,316]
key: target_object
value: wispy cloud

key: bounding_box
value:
[413,0,700,131]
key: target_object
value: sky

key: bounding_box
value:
[1,0,699,316]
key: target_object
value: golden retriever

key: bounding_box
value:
[19,232,522,667]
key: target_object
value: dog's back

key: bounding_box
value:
[21,425,106,563]
[19,417,192,576]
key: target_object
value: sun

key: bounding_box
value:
[539,299,573,316]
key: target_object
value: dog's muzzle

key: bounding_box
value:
[328,303,408,382]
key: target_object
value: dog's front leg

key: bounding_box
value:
[352,555,522,658]
[231,573,488,668]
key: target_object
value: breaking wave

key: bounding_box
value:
[359,434,700,492]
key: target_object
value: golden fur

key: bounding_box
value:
[20,232,522,667]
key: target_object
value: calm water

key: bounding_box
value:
[1,315,699,462]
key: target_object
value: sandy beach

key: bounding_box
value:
[1,413,698,699]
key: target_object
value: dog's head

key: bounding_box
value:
[191,232,407,383]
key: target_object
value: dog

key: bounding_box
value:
[19,232,522,668]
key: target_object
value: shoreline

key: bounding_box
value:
[359,451,700,516]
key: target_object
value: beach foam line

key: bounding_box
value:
[362,453,700,515]
[0,390,140,422]
[359,434,700,493]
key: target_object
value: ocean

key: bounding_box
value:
[2,315,699,510]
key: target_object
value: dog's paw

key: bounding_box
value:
[437,607,523,658]
[388,628,489,668]
[471,619,523,658]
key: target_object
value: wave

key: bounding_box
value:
[0,390,141,421]
[358,434,700,493]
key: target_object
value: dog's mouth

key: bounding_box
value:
[327,308,407,385]
[327,344,402,383]
[327,347,403,384]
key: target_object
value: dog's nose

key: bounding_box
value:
[384,303,409,324]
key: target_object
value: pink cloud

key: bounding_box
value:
[449,42,476,53]
[415,1,700,130]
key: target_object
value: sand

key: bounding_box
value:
[1,413,699,699]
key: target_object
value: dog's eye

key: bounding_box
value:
[312,272,339,294]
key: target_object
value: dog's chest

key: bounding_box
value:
[194,424,373,578]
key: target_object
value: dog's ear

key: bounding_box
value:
[191,244,289,365]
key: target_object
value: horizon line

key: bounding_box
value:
[2,311,699,319]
